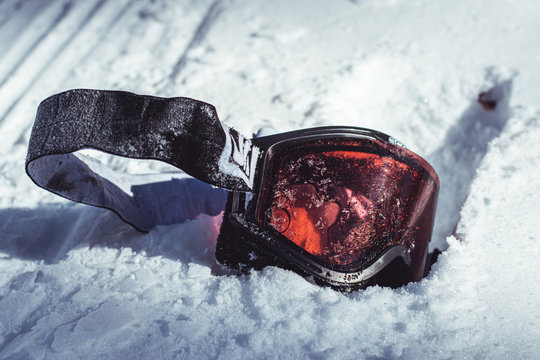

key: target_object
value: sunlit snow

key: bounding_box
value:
[1,0,539,359]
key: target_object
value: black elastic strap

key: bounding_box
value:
[26,89,259,231]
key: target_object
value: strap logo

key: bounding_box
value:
[218,123,259,190]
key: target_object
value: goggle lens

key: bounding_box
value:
[260,140,438,269]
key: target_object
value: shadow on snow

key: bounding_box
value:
[428,77,513,250]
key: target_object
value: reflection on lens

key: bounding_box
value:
[260,139,438,270]
[270,207,290,233]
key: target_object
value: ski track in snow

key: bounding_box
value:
[1,0,540,359]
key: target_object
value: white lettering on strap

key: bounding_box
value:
[218,123,259,190]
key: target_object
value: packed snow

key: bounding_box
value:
[1,0,540,359]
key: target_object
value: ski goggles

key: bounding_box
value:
[26,89,439,291]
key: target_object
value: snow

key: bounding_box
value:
[1,0,540,359]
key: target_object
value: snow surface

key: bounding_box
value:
[1,0,540,358]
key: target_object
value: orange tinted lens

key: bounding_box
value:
[264,148,437,267]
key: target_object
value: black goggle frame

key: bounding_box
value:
[217,126,438,291]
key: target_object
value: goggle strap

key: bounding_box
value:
[26,89,258,231]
